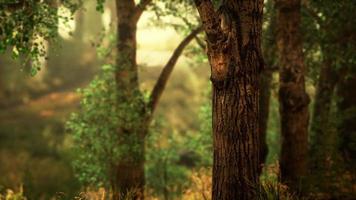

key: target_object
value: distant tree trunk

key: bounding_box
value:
[0,65,3,105]
[336,68,356,171]
[259,68,272,173]
[113,1,202,198]
[275,0,310,191]
[114,1,144,199]
[259,2,277,174]
[310,59,338,172]
[194,1,264,199]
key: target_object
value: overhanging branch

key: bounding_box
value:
[147,26,203,117]
[195,35,206,49]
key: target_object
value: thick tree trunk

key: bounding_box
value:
[336,68,356,171]
[310,59,338,172]
[275,0,310,191]
[194,1,264,199]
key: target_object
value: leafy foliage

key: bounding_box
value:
[145,98,213,199]
[0,0,80,75]
[145,123,190,199]
[66,64,147,187]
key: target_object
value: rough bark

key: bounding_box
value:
[275,0,310,192]
[336,68,356,171]
[194,0,264,199]
[310,59,338,173]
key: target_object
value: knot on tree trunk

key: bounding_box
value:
[208,37,233,89]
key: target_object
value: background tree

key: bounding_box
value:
[275,0,310,192]
[259,0,277,173]
[303,0,356,195]
[0,0,80,74]
[68,0,202,199]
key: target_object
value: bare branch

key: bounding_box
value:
[195,35,206,50]
[147,26,204,117]
[134,0,152,20]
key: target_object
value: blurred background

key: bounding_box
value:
[0,1,212,198]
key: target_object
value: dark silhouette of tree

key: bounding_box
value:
[275,0,310,192]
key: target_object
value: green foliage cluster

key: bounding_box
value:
[145,124,190,199]
[66,64,148,187]
[187,97,213,166]
[0,0,80,75]
[95,0,106,13]
[145,100,213,199]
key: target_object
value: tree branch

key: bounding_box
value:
[193,0,222,43]
[147,26,203,116]
[195,35,206,50]
[134,0,152,21]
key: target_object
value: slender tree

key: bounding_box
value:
[275,0,310,191]
[194,0,264,199]
[259,0,277,173]
[336,69,356,171]
[112,1,202,198]
[305,1,356,193]
[310,58,338,167]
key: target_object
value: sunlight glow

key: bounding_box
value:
[58,6,76,40]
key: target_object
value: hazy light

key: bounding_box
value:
[102,7,112,31]
[58,6,76,40]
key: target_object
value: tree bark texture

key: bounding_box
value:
[275,0,310,191]
[194,1,264,199]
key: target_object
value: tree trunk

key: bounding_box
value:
[114,0,145,199]
[259,2,277,173]
[194,1,264,199]
[336,68,356,171]
[310,59,338,172]
[275,0,310,192]
[113,1,201,198]
[259,69,272,173]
